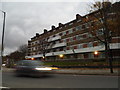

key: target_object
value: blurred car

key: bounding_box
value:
[14,60,58,77]
[2,64,6,67]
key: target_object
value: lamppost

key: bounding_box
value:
[0,10,6,69]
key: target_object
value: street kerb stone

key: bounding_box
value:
[2,67,119,76]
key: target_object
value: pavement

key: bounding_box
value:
[1,67,120,76]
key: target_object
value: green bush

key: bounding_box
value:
[44,61,119,66]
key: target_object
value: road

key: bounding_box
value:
[2,71,119,88]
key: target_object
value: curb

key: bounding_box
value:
[54,71,119,76]
[2,68,119,76]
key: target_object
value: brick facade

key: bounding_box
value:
[26,2,120,61]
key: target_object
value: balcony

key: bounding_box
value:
[52,42,66,49]
[48,36,61,42]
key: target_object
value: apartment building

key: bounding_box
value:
[26,2,120,61]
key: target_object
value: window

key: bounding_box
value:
[99,18,103,23]
[82,24,85,29]
[35,47,37,50]
[96,28,104,36]
[69,22,73,25]
[34,47,36,50]
[89,53,94,59]
[73,36,76,40]
[74,46,78,49]
[53,35,56,37]
[66,47,70,50]
[56,41,59,44]
[66,31,69,34]
[99,42,104,46]
[79,35,83,40]
[88,22,91,26]
[59,40,63,43]
[83,43,88,48]
[88,33,93,38]
[77,19,81,22]
[63,47,66,51]
[53,41,56,44]
[63,39,66,42]
[63,31,66,35]
[85,23,89,28]
[59,27,62,29]
[93,42,98,47]
[72,28,76,32]
[83,34,87,38]
[53,49,56,52]
[76,35,80,40]
[32,43,34,45]
[69,37,73,42]
[66,38,70,42]
[59,33,63,36]
[76,25,82,30]
[56,49,59,52]
[78,44,82,49]
[96,21,100,25]
[69,29,73,33]
[88,42,93,47]
[84,53,89,58]
[91,21,94,27]
[60,48,63,51]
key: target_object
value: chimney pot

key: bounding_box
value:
[51,25,55,30]
[59,23,63,27]
[44,29,47,33]
[76,14,82,20]
[36,33,39,37]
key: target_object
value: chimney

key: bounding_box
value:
[51,25,55,30]
[102,1,112,8]
[44,29,47,33]
[36,33,39,37]
[76,14,82,20]
[58,23,63,27]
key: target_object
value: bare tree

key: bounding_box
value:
[86,0,120,73]
[5,50,23,67]
[39,38,50,60]
[18,44,27,54]
[18,44,28,59]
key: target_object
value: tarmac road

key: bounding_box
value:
[2,71,119,88]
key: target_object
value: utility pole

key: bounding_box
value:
[0,10,6,70]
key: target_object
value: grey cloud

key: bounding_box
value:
[0,2,89,55]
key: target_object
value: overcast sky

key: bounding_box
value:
[0,0,118,55]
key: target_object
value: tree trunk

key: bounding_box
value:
[104,42,113,73]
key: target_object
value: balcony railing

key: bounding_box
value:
[48,36,61,42]
[52,42,66,48]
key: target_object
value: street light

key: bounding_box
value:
[94,51,98,55]
[0,10,6,69]
[59,54,64,58]
[42,56,45,59]
[31,58,35,60]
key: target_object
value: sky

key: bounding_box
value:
[0,0,119,55]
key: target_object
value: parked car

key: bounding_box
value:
[14,60,58,77]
